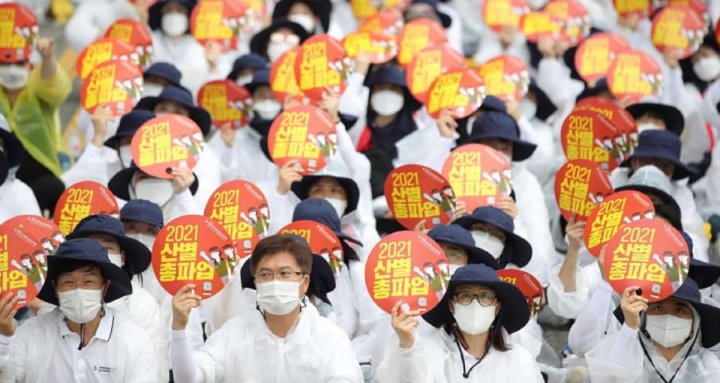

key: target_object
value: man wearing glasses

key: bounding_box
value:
[170,234,363,382]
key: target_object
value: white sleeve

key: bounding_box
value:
[585,325,645,383]
[170,330,206,383]
[0,333,18,382]
[259,181,300,235]
[536,58,584,114]
[516,117,540,145]
[663,67,686,106]
[674,184,709,262]
[375,337,432,383]
[61,144,113,187]
[546,261,600,319]
[166,190,201,222]
[323,327,365,382]
[339,72,368,120]
[704,145,720,217]
[64,4,103,52]
[568,280,615,356]
[394,128,455,172]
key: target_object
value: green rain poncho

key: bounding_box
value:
[0,65,71,178]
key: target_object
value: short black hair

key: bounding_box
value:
[251,234,313,274]
[52,260,106,284]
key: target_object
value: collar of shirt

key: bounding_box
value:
[58,308,114,343]
[251,299,317,344]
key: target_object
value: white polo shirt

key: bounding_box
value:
[0,307,158,382]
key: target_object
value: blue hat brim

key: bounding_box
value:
[108,167,199,201]
[148,0,197,31]
[614,184,681,220]
[37,256,132,305]
[626,103,684,136]
[450,218,532,268]
[621,149,697,180]
[249,19,310,58]
[688,259,720,289]
[430,237,499,269]
[422,276,530,334]
[134,97,211,136]
[272,0,332,32]
[291,175,360,215]
[67,230,151,276]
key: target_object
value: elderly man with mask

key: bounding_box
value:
[170,234,363,382]
[0,239,157,381]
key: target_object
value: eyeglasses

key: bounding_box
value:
[254,270,306,282]
[454,291,497,307]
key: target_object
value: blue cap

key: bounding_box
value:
[623,130,696,180]
[103,110,156,149]
[143,62,183,88]
[135,86,212,135]
[245,69,271,94]
[428,224,498,269]
[227,53,270,81]
[67,215,152,276]
[293,198,363,246]
[37,238,132,305]
[463,110,537,161]
[120,199,164,229]
[452,206,532,268]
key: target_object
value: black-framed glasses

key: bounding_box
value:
[454,291,497,307]
[254,270,306,282]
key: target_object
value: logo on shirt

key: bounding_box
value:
[93,365,115,374]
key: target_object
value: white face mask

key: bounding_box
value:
[236,74,254,86]
[58,288,104,324]
[118,145,132,168]
[471,231,505,260]
[637,122,662,133]
[453,300,496,335]
[519,99,537,120]
[128,233,156,250]
[141,83,164,98]
[289,14,316,33]
[133,178,175,207]
[0,64,30,90]
[527,0,548,9]
[256,280,302,315]
[693,56,720,82]
[253,99,282,120]
[371,90,405,116]
[325,197,348,217]
[107,251,123,267]
[645,314,693,348]
[161,12,189,37]
[267,42,295,62]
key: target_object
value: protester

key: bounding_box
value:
[170,234,364,382]
[0,239,158,381]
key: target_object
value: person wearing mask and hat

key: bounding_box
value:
[0,113,40,223]
[625,102,685,136]
[271,0,342,38]
[0,239,158,381]
[62,109,156,187]
[585,278,720,382]
[376,264,543,382]
[442,110,555,284]
[171,234,364,382]
[1,37,70,216]
[108,160,200,223]
[274,159,379,260]
[141,61,188,98]
[611,130,708,264]
[452,207,534,272]
[134,85,222,207]
[226,53,269,86]
[66,214,167,380]
[208,70,282,184]
[249,18,310,63]
[148,0,215,93]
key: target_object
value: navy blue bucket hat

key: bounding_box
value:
[363,65,422,112]
[107,163,199,201]
[406,0,451,28]
[622,130,697,180]
[249,19,310,59]
[689,258,720,289]
[227,53,270,81]
[37,238,132,305]
[148,0,197,31]
[103,110,156,149]
[428,224,498,269]
[614,278,720,348]
[462,110,537,161]
[143,62,185,89]
[244,69,271,94]
[626,102,684,136]
[291,160,360,216]
[120,199,165,229]
[67,215,152,277]
[422,264,530,334]
[576,78,610,102]
[452,206,532,268]
[293,198,363,247]
[135,86,212,136]
[272,0,332,32]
